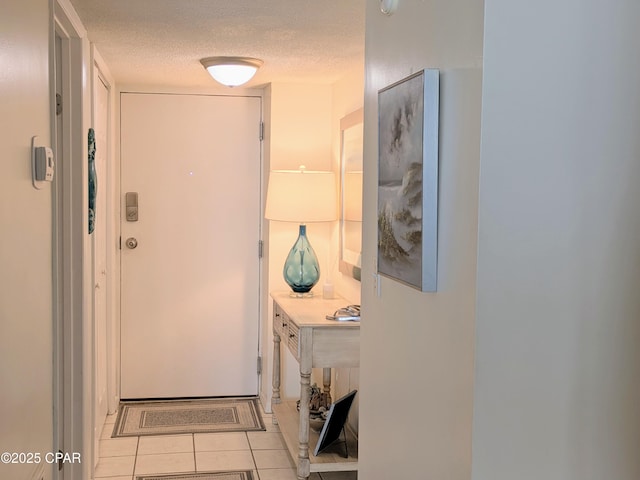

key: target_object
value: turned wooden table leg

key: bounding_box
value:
[297,370,311,480]
[322,367,332,404]
[272,331,281,405]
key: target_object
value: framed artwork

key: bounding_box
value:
[88,127,97,234]
[377,69,439,292]
[339,108,364,282]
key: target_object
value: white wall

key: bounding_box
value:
[0,0,53,478]
[359,1,484,478]
[472,2,640,479]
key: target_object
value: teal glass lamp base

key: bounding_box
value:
[283,224,320,295]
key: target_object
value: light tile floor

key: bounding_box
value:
[95,402,357,480]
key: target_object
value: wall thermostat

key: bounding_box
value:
[35,146,55,181]
[31,136,55,189]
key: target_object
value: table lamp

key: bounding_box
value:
[265,166,337,296]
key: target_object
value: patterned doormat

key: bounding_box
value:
[136,472,254,480]
[112,398,265,437]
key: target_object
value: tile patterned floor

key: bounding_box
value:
[95,402,357,480]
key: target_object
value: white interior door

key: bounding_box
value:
[120,93,262,399]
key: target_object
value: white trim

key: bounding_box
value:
[53,0,92,478]
[117,82,264,97]
[54,0,87,37]
[91,45,120,415]
[117,89,265,399]
[51,24,63,480]
[90,44,120,470]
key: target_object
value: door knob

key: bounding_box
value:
[125,237,138,249]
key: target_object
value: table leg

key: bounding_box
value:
[272,331,281,405]
[322,367,332,404]
[297,370,311,480]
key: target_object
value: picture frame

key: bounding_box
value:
[377,69,439,292]
[339,108,364,282]
[313,389,357,457]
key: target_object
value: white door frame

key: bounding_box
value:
[119,91,264,399]
[90,44,118,468]
[90,48,119,415]
[52,0,93,478]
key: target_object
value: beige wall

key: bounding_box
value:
[472,2,640,479]
[265,82,335,403]
[359,0,640,479]
[266,81,334,303]
[0,0,54,478]
[359,1,483,478]
[261,74,364,412]
[331,66,365,305]
[329,66,364,431]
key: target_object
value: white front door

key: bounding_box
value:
[120,93,262,399]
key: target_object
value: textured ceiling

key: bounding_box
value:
[69,0,366,88]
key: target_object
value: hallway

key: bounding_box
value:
[95,401,357,480]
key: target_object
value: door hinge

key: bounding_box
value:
[259,121,264,141]
[56,93,63,116]
[257,356,262,374]
[118,236,122,250]
[258,240,264,258]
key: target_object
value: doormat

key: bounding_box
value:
[136,472,254,480]
[112,398,265,437]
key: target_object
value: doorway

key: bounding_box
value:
[120,92,263,399]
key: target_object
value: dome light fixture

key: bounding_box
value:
[200,56,263,87]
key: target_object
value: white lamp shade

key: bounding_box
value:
[200,57,263,87]
[265,169,337,222]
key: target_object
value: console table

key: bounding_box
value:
[270,292,360,480]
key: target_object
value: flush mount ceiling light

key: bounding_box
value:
[200,56,263,87]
